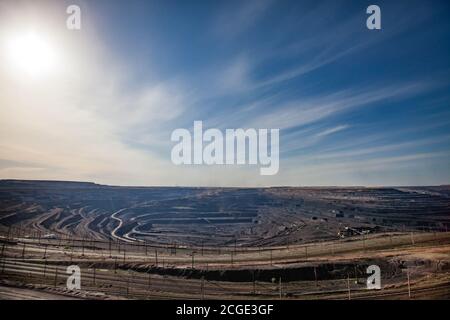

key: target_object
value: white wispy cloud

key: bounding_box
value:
[279,151,450,186]
[247,81,433,130]
[316,125,349,137]
[310,134,450,161]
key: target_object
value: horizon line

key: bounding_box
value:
[1,178,449,189]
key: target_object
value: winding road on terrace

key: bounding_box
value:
[110,208,133,243]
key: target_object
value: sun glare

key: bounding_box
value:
[5,31,59,78]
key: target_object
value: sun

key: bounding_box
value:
[4,31,59,78]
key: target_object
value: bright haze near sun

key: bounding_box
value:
[0,0,450,187]
[4,30,60,78]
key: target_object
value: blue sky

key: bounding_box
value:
[0,0,449,186]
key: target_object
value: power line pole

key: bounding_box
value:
[347,274,351,300]
[22,243,26,260]
[126,272,130,297]
[148,272,151,290]
[407,268,411,299]
[279,277,282,299]
[1,257,5,274]
[201,276,205,300]
[6,226,11,242]
[252,270,256,295]
[54,267,58,287]
[314,266,318,286]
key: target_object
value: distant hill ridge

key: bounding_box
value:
[0,179,100,188]
[0,179,449,189]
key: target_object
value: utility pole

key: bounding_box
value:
[7,226,11,241]
[252,270,256,295]
[347,274,351,300]
[407,268,411,299]
[43,260,47,279]
[82,237,85,256]
[148,273,151,290]
[126,272,130,297]
[314,266,318,286]
[155,249,158,267]
[279,277,282,299]
[192,253,195,269]
[54,267,58,287]
[201,276,205,300]
[93,267,96,285]
[22,243,26,260]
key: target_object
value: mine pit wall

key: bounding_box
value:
[111,258,448,283]
[71,259,411,283]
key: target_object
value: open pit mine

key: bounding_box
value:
[0,180,449,299]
